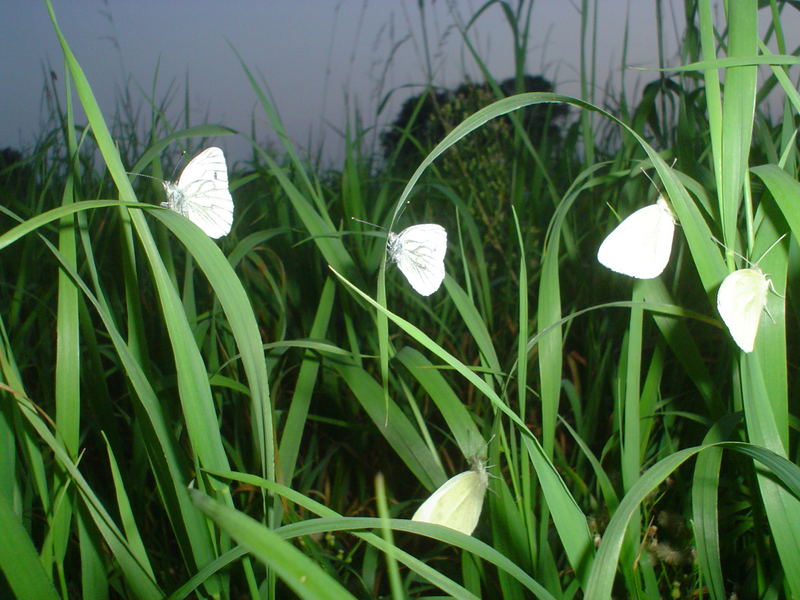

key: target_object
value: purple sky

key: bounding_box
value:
[2,1,789,166]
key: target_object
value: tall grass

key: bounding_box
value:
[2,0,800,598]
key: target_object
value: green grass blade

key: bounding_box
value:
[443,277,502,380]
[394,346,483,465]
[35,231,219,589]
[331,266,594,581]
[14,392,164,599]
[333,362,443,489]
[278,277,336,485]
[0,489,60,600]
[191,491,357,600]
[692,415,740,600]
[101,433,156,580]
[719,0,758,258]
[77,507,109,600]
[741,353,800,596]
[52,66,81,582]
[205,469,559,600]
[149,208,273,484]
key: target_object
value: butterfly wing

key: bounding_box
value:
[412,466,488,535]
[170,147,233,239]
[389,224,447,296]
[597,197,675,279]
[717,268,769,353]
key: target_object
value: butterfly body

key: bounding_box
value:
[412,459,488,536]
[597,196,675,279]
[387,223,447,296]
[161,147,233,239]
[717,268,769,353]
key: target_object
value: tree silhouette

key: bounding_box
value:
[381,74,567,170]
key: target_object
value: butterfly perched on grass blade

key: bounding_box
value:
[412,458,488,536]
[386,223,447,296]
[717,268,770,353]
[597,196,675,279]
[161,147,234,239]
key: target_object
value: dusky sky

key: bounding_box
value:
[1,1,792,165]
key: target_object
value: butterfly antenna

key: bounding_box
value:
[350,216,384,230]
[713,233,787,268]
[126,171,161,182]
[755,233,788,265]
[168,150,189,180]
[638,166,665,200]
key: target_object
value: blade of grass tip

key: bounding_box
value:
[191,490,357,600]
[536,163,607,459]
[41,0,146,390]
[278,277,336,486]
[101,432,156,580]
[43,2,208,505]
[230,45,317,199]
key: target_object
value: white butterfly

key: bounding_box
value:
[597,196,675,279]
[717,268,770,353]
[161,147,234,239]
[387,223,447,296]
[412,459,488,536]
